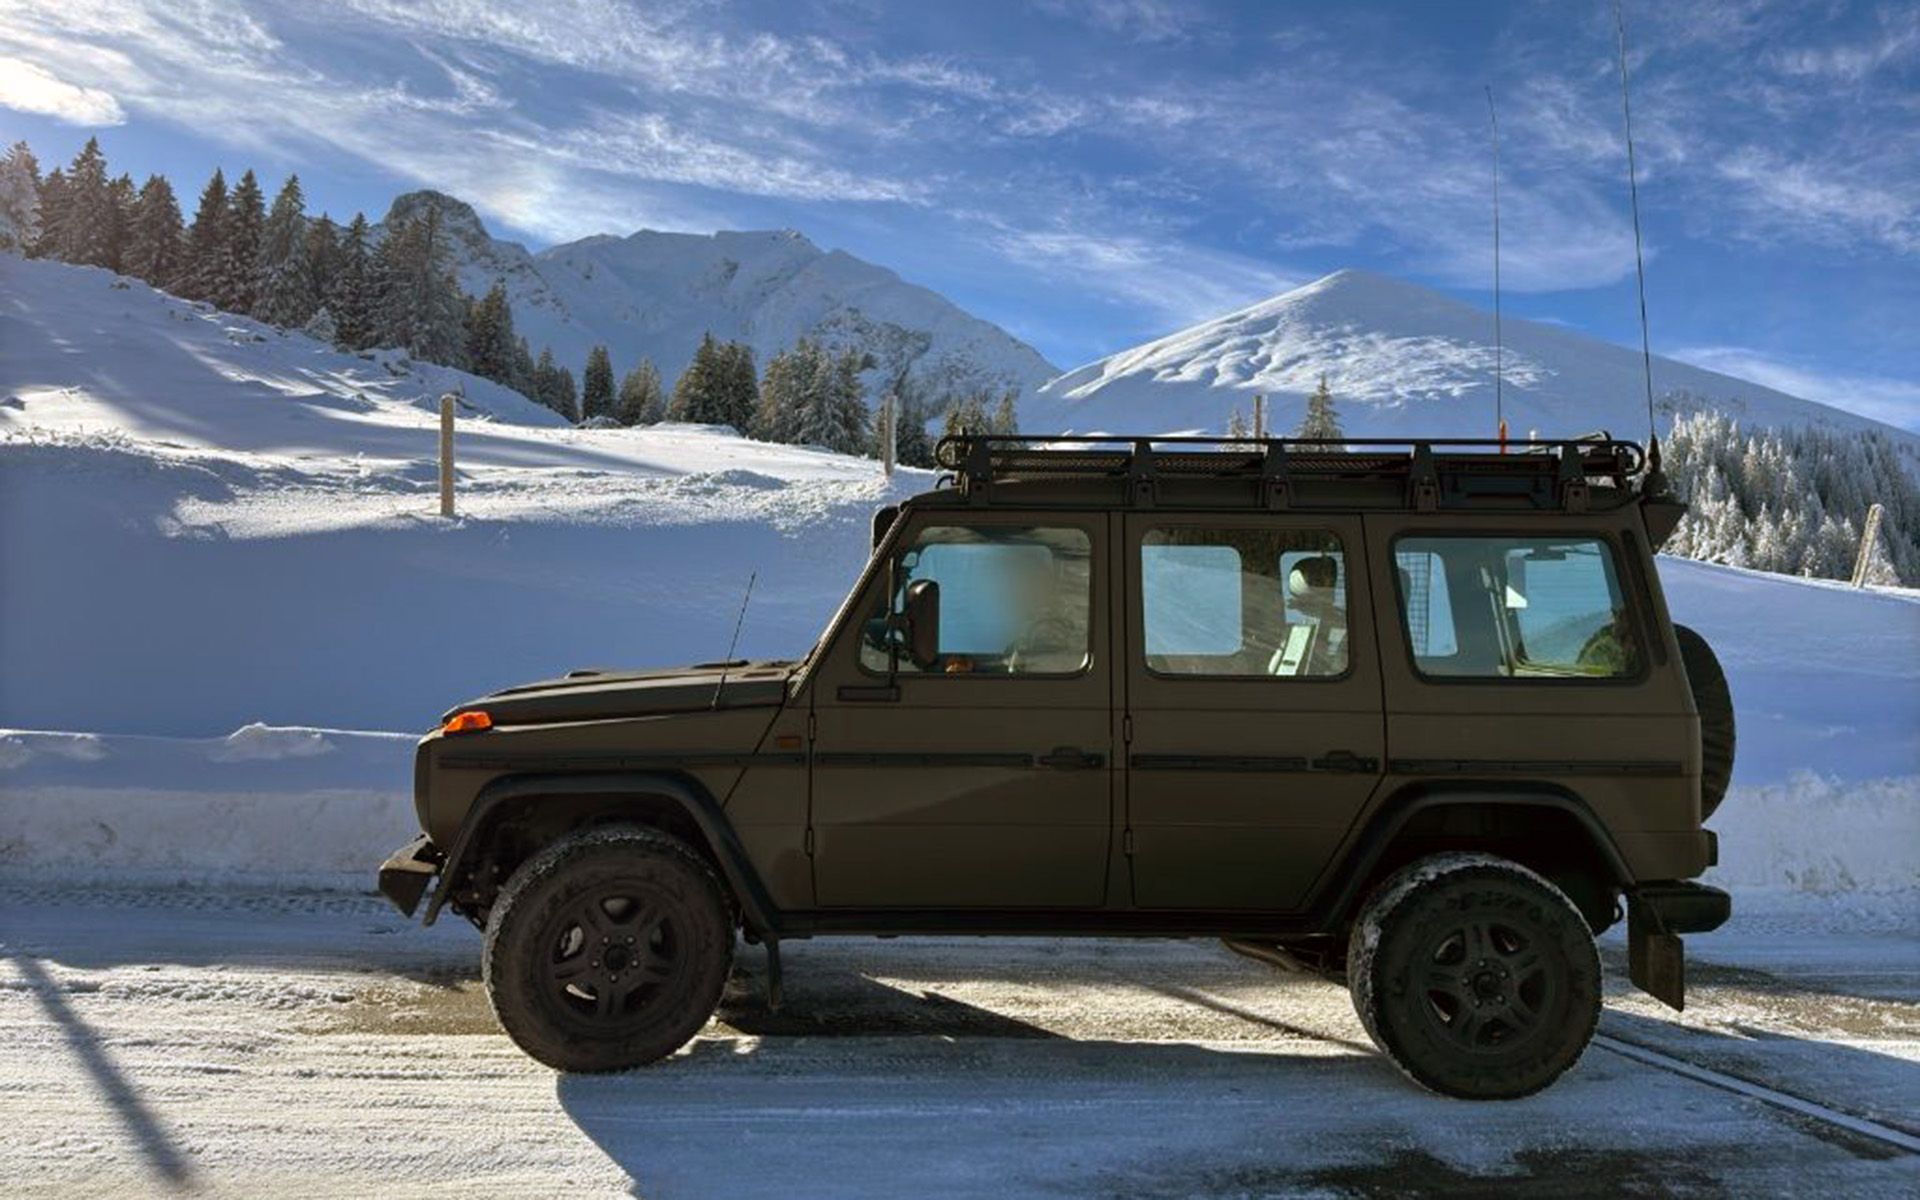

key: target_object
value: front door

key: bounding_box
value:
[1121,513,1385,910]
[807,512,1114,908]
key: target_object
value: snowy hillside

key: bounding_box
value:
[379,191,1057,401]
[1030,269,1919,445]
[0,255,922,734]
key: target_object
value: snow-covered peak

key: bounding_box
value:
[377,194,1056,404]
[1031,270,1917,445]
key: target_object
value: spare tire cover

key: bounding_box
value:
[1674,624,1735,820]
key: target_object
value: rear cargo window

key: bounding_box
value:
[1393,536,1641,680]
[1139,528,1348,677]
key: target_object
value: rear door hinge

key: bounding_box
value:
[1122,827,1135,856]
[1122,713,1134,744]
[803,827,815,856]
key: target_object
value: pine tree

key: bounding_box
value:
[102,172,136,273]
[326,213,373,349]
[216,169,266,315]
[783,342,868,454]
[124,174,184,287]
[579,345,616,422]
[29,166,65,259]
[0,141,40,251]
[1297,373,1344,443]
[373,205,465,364]
[179,168,227,302]
[533,347,577,420]
[668,333,727,424]
[991,388,1018,436]
[1226,406,1250,438]
[714,341,759,431]
[617,360,665,425]
[304,213,339,307]
[508,336,537,399]
[301,305,337,344]
[257,174,316,326]
[50,137,112,266]
[753,342,803,442]
[889,378,938,467]
[462,282,516,384]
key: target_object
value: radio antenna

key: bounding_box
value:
[1486,84,1506,452]
[710,571,757,710]
[1613,0,1662,474]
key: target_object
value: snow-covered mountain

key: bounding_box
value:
[379,191,1057,401]
[1030,269,1916,445]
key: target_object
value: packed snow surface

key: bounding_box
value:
[1030,269,1920,445]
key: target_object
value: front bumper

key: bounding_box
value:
[1625,880,1731,1012]
[377,833,444,918]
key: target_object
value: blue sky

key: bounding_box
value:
[2,0,1916,429]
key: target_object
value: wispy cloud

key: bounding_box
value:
[1674,345,1920,432]
[0,55,124,125]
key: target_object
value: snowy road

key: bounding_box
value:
[1,888,1914,1198]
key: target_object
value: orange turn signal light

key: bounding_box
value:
[441,710,492,735]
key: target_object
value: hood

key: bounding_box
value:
[443,660,797,727]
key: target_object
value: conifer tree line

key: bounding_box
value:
[0,136,1022,457]
[1661,407,1914,585]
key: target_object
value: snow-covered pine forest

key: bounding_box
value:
[0,137,1018,463]
[1661,409,1915,584]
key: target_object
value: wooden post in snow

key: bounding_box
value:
[1252,393,1266,439]
[881,393,896,479]
[439,393,456,518]
[1850,502,1885,587]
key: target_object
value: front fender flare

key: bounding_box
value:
[423,770,780,934]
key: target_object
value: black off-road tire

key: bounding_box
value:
[1347,853,1601,1100]
[1674,623,1735,820]
[482,825,734,1072]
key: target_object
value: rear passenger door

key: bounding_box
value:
[1120,514,1385,910]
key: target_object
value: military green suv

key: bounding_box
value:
[379,435,1734,1099]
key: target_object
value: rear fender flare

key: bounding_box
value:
[425,770,779,934]
[1313,783,1634,925]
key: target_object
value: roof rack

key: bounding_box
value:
[931,434,1646,513]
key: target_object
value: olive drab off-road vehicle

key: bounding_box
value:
[379,434,1735,1099]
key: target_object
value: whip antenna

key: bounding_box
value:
[710,571,757,710]
[1486,85,1506,452]
[1614,0,1661,472]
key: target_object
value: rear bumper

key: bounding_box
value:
[377,833,444,918]
[1628,880,1731,934]
[1624,880,1730,1012]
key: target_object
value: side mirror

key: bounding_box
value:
[901,579,940,668]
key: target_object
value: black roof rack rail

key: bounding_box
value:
[931,434,1646,512]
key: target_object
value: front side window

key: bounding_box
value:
[1394,536,1642,679]
[859,524,1092,675]
[1139,527,1348,677]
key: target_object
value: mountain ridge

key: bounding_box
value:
[378,191,1058,403]
[1031,268,1916,445]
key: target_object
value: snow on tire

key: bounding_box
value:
[482,825,735,1073]
[1347,853,1601,1100]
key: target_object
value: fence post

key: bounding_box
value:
[1252,393,1266,439]
[1851,502,1885,587]
[439,393,456,518]
[881,393,896,479]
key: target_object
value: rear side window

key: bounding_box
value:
[1140,527,1348,677]
[1394,536,1641,680]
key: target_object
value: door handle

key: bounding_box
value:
[1036,747,1104,770]
[1313,750,1378,773]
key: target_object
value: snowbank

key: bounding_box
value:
[0,726,413,886]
